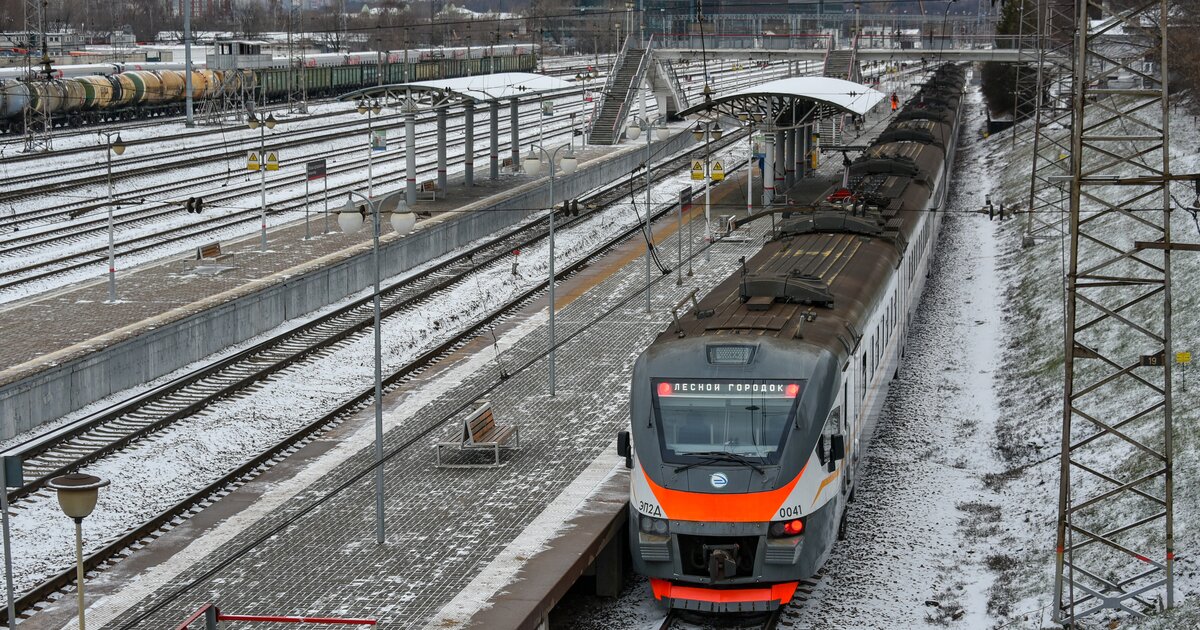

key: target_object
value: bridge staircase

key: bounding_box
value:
[588,36,651,145]
[817,36,862,146]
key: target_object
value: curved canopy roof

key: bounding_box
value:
[341,72,574,107]
[678,76,885,122]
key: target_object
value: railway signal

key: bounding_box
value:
[185,197,204,214]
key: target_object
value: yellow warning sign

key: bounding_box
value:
[265,151,280,171]
[1178,351,1192,364]
[691,159,704,181]
[246,151,260,171]
[711,160,725,182]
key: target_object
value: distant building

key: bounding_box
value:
[0,30,85,55]
[166,1,235,17]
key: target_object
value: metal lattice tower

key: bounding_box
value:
[22,0,53,152]
[1010,0,1040,150]
[1054,0,1174,622]
[1022,0,1076,243]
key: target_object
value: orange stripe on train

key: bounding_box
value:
[643,465,806,523]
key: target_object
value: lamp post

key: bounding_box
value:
[941,0,958,54]
[247,112,278,251]
[522,142,578,397]
[356,98,383,197]
[99,132,125,303]
[47,473,108,630]
[627,115,669,312]
[336,191,415,545]
[692,120,723,261]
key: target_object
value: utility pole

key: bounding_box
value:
[1054,0,1179,624]
[22,0,53,152]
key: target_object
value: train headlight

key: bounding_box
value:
[769,517,806,538]
[640,515,669,535]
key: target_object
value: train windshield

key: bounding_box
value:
[651,379,803,464]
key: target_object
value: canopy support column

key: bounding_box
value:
[436,106,448,192]
[464,100,475,187]
[406,108,417,206]
[490,101,500,180]
[510,98,520,172]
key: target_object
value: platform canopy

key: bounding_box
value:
[678,76,885,127]
[340,72,575,108]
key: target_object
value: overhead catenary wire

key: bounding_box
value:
[111,164,738,630]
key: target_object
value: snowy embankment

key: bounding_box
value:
[0,140,748,608]
[979,99,1200,628]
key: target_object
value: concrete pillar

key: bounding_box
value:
[592,533,625,598]
[489,101,500,180]
[763,135,775,207]
[405,109,417,206]
[436,106,448,192]
[510,98,520,172]
[464,100,475,187]
[774,130,786,200]
[798,125,809,178]
[784,130,796,189]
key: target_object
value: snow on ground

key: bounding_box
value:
[0,139,746,607]
[975,97,1200,628]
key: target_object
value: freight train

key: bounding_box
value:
[617,64,968,613]
[0,44,537,133]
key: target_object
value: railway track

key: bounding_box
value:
[0,91,583,223]
[658,609,784,630]
[0,56,607,149]
[0,57,769,225]
[0,95,588,252]
[0,64,788,296]
[0,111,587,294]
[0,131,749,625]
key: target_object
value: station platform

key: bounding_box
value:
[17,152,774,630]
[0,134,677,440]
[15,105,898,629]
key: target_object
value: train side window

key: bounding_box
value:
[860,354,867,402]
[818,407,842,465]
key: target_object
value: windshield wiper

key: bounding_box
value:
[673,451,766,476]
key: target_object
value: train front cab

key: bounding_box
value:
[620,340,850,613]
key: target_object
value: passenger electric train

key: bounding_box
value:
[616,64,968,613]
[0,44,536,133]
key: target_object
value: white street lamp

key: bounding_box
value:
[631,114,666,311]
[247,113,278,251]
[101,132,125,303]
[336,189,415,545]
[693,119,723,262]
[48,473,108,630]
[358,99,383,198]
[525,138,579,397]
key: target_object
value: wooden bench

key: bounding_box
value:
[435,401,520,468]
[195,241,230,261]
[419,180,441,201]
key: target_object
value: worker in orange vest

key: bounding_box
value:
[890,92,900,112]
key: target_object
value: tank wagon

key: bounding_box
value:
[617,64,968,613]
[0,44,537,133]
